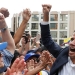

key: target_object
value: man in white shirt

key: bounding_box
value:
[40,4,75,75]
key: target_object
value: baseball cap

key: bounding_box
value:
[24,52,40,61]
[0,42,8,51]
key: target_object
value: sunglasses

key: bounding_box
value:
[26,58,40,63]
[31,58,40,63]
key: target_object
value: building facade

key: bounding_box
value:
[11,11,75,45]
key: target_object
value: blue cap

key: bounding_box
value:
[26,50,36,54]
[24,52,40,61]
[0,42,8,51]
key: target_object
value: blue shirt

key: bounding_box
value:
[0,49,14,73]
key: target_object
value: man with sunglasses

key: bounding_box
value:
[24,50,50,75]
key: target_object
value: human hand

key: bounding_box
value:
[22,9,31,22]
[42,4,52,14]
[0,13,7,29]
[5,58,27,75]
[42,4,52,21]
[40,51,51,67]
[0,7,9,18]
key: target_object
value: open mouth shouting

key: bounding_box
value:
[70,48,75,52]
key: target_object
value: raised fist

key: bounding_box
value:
[42,4,52,14]
[22,8,31,22]
[0,13,7,29]
[0,7,9,18]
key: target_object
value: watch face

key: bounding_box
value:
[1,26,7,32]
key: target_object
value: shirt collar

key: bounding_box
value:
[68,57,75,67]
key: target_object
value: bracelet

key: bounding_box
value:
[0,26,8,32]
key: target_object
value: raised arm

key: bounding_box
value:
[0,12,15,54]
[40,4,62,58]
[13,9,31,45]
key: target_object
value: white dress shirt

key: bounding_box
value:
[58,57,75,75]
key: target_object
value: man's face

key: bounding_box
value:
[0,53,4,68]
[69,32,75,58]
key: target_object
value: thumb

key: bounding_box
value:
[5,67,11,75]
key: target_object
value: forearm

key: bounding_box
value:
[2,27,15,54]
[14,20,27,45]
[43,13,49,22]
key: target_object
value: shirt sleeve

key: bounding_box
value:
[41,21,49,25]
[1,49,14,67]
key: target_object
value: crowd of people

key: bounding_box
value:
[0,4,74,75]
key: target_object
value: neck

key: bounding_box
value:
[70,57,75,64]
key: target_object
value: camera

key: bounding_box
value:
[22,33,30,44]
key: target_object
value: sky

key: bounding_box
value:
[0,0,75,28]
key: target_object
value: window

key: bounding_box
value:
[31,31,38,37]
[41,15,43,21]
[60,23,68,30]
[59,40,64,45]
[53,39,57,42]
[50,14,58,21]
[31,23,38,29]
[59,31,67,38]
[32,14,39,21]
[50,23,58,29]
[51,31,57,38]
[60,14,68,21]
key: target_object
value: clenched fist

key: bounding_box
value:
[0,13,7,29]
[42,4,52,22]
[42,4,52,14]
[22,9,31,22]
[0,7,9,18]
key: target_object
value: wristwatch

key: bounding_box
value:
[0,26,8,32]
